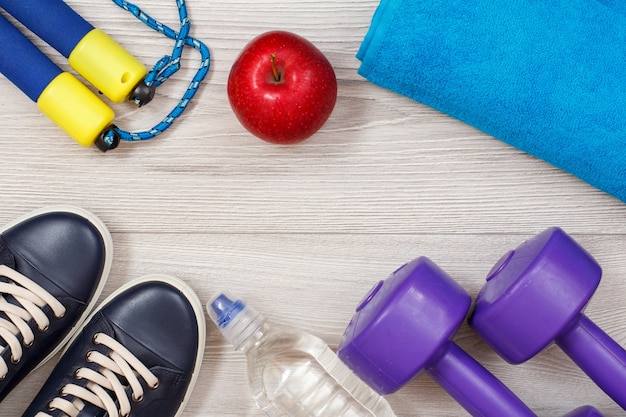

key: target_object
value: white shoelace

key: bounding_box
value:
[0,264,66,379]
[36,332,159,417]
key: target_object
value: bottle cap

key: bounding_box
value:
[207,292,266,350]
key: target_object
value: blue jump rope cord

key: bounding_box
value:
[102,0,210,149]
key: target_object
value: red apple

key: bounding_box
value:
[227,31,337,144]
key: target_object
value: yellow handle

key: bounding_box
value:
[37,72,115,147]
[69,29,147,103]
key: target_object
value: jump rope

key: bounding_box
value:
[0,0,210,151]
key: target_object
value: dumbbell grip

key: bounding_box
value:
[427,342,537,417]
[557,314,626,410]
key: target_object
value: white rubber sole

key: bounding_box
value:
[60,274,206,417]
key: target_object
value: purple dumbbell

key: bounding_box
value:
[337,257,602,417]
[469,227,626,410]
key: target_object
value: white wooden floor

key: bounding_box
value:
[0,1,625,416]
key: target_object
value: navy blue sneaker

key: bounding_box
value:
[0,207,112,401]
[22,275,205,417]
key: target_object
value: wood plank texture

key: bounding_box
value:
[0,1,624,416]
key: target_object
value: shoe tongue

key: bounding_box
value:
[76,390,128,416]
[77,402,108,417]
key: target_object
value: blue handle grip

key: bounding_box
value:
[0,0,93,57]
[0,13,61,102]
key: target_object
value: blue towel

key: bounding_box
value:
[358,0,626,202]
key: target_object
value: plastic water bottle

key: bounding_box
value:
[207,292,398,417]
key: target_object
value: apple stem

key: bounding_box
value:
[270,53,281,82]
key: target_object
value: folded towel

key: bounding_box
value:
[358,0,626,202]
